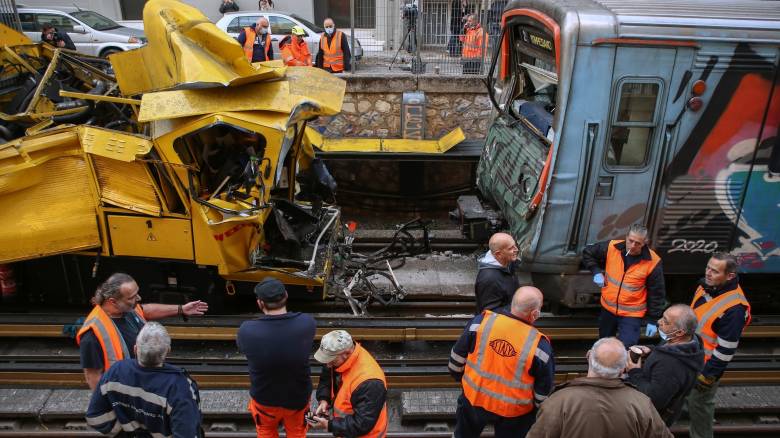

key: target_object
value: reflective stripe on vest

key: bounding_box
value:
[333,344,388,438]
[320,31,344,72]
[691,285,751,362]
[243,27,271,62]
[462,28,486,58]
[76,305,146,370]
[462,311,542,417]
[600,240,660,318]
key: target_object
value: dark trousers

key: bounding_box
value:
[454,393,535,438]
[462,60,481,75]
[598,307,642,347]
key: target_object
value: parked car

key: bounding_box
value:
[14,7,146,57]
[215,11,362,62]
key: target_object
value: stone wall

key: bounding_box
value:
[309,74,492,140]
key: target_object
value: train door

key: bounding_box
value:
[584,47,679,244]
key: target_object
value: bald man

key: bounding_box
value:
[238,17,273,62]
[475,232,520,312]
[527,337,672,438]
[450,287,554,438]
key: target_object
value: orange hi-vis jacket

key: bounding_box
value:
[460,25,487,59]
[281,37,311,66]
[242,27,271,62]
[76,304,146,370]
[462,310,545,417]
[320,30,344,72]
[691,284,751,362]
[601,240,661,318]
[332,343,388,438]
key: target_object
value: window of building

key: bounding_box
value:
[606,81,660,167]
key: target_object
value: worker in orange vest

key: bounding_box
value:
[76,273,209,390]
[449,286,555,437]
[280,26,312,66]
[460,14,487,74]
[687,253,751,438]
[309,330,387,438]
[315,17,351,73]
[582,223,666,347]
[237,16,273,62]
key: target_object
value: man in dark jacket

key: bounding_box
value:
[237,17,274,62]
[475,232,519,312]
[527,337,672,438]
[86,322,203,437]
[315,17,351,72]
[582,224,666,347]
[41,23,76,51]
[237,278,316,438]
[311,330,387,437]
[626,304,704,425]
[219,0,239,14]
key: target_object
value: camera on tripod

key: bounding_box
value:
[401,2,418,28]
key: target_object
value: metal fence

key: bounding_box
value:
[344,0,505,75]
[0,0,22,31]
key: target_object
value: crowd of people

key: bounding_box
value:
[79,223,750,437]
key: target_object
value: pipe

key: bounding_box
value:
[52,80,107,124]
[306,206,339,272]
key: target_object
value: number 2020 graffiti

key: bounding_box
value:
[668,239,719,254]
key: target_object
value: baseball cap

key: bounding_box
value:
[254,278,286,302]
[291,26,306,36]
[314,330,354,363]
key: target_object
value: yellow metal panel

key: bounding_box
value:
[92,155,161,216]
[0,23,33,46]
[0,156,100,262]
[110,0,284,96]
[305,127,465,154]
[108,215,193,260]
[79,126,152,162]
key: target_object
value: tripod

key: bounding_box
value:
[390,19,424,73]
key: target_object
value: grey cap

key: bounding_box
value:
[314,330,354,363]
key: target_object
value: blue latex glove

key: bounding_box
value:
[645,323,658,337]
[593,273,605,287]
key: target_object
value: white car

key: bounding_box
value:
[15,7,146,57]
[215,11,362,62]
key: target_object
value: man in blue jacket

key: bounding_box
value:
[86,322,203,437]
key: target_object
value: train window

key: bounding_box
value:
[606,81,660,167]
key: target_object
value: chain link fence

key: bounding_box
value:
[0,0,22,31]
[346,0,506,75]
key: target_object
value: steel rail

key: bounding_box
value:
[2,322,779,342]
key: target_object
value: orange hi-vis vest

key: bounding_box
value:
[281,38,311,66]
[76,304,146,370]
[462,310,545,417]
[461,26,487,59]
[320,30,344,72]
[332,343,388,438]
[600,240,661,318]
[691,284,751,362]
[242,26,271,62]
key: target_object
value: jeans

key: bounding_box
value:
[454,393,535,438]
[686,381,718,438]
[598,307,642,347]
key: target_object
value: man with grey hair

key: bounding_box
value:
[527,337,672,438]
[450,286,554,437]
[626,304,704,425]
[475,232,520,312]
[86,322,203,437]
[77,272,209,390]
[583,223,667,347]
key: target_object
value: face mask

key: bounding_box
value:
[659,328,677,341]
[325,27,334,35]
[259,27,269,35]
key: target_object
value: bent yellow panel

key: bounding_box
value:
[0,156,100,263]
[306,127,465,154]
[92,155,161,216]
[0,23,33,46]
[108,216,193,260]
[285,67,346,115]
[110,0,283,96]
[79,127,152,162]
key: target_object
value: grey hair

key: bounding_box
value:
[94,273,135,305]
[136,322,170,367]
[668,304,698,336]
[627,224,648,238]
[711,252,739,274]
[589,337,627,379]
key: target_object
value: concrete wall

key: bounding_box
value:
[309,74,492,140]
